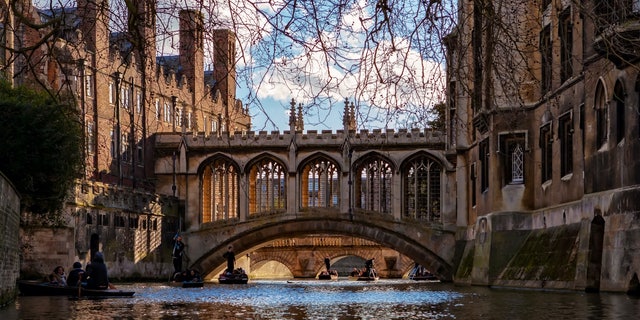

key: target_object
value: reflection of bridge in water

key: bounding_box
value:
[154,114,457,280]
[247,236,418,278]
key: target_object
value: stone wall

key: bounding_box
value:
[19,227,75,279]
[19,181,181,282]
[0,172,20,307]
[453,190,640,294]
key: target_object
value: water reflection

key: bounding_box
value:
[1,280,639,319]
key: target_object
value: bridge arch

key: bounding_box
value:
[188,214,455,281]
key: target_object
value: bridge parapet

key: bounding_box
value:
[156,127,446,151]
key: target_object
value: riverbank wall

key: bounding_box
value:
[454,187,640,294]
[0,171,20,307]
[19,181,181,282]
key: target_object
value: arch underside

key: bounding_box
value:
[189,216,454,281]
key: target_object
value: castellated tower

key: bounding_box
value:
[212,29,237,130]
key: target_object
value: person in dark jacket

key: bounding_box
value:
[222,245,235,273]
[365,258,376,277]
[86,252,115,289]
[66,262,85,287]
[173,235,185,274]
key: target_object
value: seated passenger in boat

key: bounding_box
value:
[47,266,67,286]
[66,262,85,287]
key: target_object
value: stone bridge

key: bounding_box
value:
[153,127,459,281]
[249,239,417,278]
[184,210,456,280]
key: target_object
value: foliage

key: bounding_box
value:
[427,102,446,131]
[0,80,83,215]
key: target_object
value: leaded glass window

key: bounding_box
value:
[355,157,392,214]
[404,156,442,221]
[201,158,239,222]
[301,158,340,208]
[249,158,286,215]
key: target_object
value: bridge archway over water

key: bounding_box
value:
[186,213,456,281]
[250,246,417,278]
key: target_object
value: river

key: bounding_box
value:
[1,280,639,319]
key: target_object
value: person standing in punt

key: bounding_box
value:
[223,245,235,273]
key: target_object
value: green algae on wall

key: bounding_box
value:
[499,224,580,281]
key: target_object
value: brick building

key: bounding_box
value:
[2,0,250,278]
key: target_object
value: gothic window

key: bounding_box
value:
[479,138,490,192]
[540,123,553,182]
[202,157,239,222]
[110,130,116,159]
[136,91,141,113]
[559,113,574,176]
[249,158,286,215]
[559,9,573,83]
[403,155,442,222]
[121,132,129,162]
[500,133,526,184]
[121,86,130,110]
[176,107,183,128]
[540,25,552,93]
[595,81,608,148]
[155,99,161,120]
[114,215,126,228]
[595,0,633,28]
[129,216,138,229]
[164,101,172,123]
[354,156,393,214]
[136,144,143,166]
[108,81,114,104]
[614,80,625,143]
[97,213,109,226]
[449,81,457,148]
[470,162,477,207]
[300,157,340,209]
[85,73,92,97]
[86,121,95,155]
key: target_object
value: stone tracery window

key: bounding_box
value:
[403,155,442,221]
[595,80,608,148]
[300,157,340,209]
[201,157,239,223]
[249,158,286,215]
[355,156,393,214]
[500,133,526,184]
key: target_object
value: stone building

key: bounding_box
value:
[2,0,250,278]
[448,0,640,293]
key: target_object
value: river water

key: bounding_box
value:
[1,279,639,319]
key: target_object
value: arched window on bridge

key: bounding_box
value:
[403,155,442,222]
[354,155,393,214]
[201,158,239,222]
[249,158,286,215]
[300,157,340,209]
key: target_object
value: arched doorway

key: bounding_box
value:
[586,213,605,292]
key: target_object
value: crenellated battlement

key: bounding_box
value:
[156,127,446,151]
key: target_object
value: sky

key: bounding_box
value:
[36,0,454,132]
